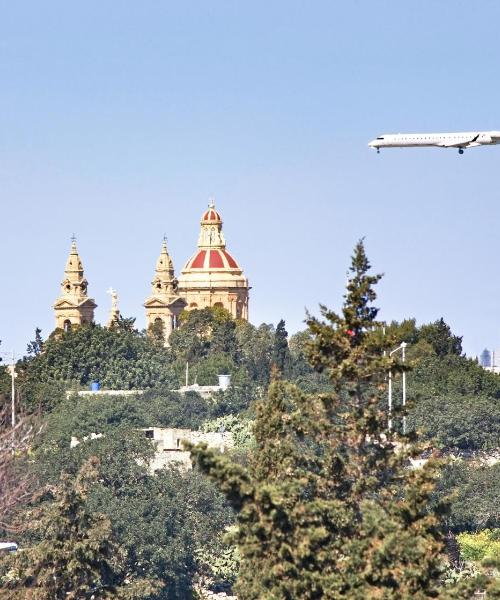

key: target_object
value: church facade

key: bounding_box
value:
[53,202,250,337]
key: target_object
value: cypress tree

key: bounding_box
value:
[190,241,494,599]
[272,319,291,377]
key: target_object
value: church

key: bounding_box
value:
[53,202,250,338]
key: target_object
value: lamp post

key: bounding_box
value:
[388,342,408,433]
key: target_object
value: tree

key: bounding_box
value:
[26,328,44,357]
[190,241,493,599]
[0,410,37,531]
[408,354,500,450]
[1,458,158,599]
[435,461,500,532]
[419,318,463,357]
[110,314,137,333]
[271,319,291,376]
[30,408,234,600]
[235,321,275,385]
[18,325,177,412]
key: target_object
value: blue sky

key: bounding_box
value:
[1,1,500,359]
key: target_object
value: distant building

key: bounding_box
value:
[177,202,249,320]
[144,202,250,338]
[53,201,250,339]
[481,347,500,374]
[480,348,492,368]
[71,427,234,473]
[141,427,234,471]
[53,239,97,331]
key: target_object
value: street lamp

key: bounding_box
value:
[388,342,408,434]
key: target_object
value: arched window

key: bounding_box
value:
[189,302,198,309]
[63,320,72,332]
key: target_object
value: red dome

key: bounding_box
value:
[201,207,222,223]
[184,249,240,271]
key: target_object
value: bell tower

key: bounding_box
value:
[53,238,97,331]
[144,238,187,341]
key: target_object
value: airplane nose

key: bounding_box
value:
[368,140,376,148]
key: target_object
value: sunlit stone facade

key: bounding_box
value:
[53,239,97,331]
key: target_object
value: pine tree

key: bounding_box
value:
[0,458,158,599]
[190,241,495,599]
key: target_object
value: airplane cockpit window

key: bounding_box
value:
[376,136,384,140]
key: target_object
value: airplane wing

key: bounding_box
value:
[438,134,480,148]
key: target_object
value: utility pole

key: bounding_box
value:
[388,342,408,433]
[402,342,407,434]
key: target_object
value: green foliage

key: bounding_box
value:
[0,458,158,599]
[272,319,291,376]
[190,240,491,599]
[170,307,238,363]
[235,321,275,385]
[195,529,240,588]
[110,314,138,333]
[457,529,500,566]
[31,416,234,600]
[201,414,255,449]
[385,318,462,358]
[26,327,44,357]
[419,318,463,357]
[436,460,500,532]
[408,355,500,450]
[19,324,176,411]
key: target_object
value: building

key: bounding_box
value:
[53,239,97,331]
[177,202,249,320]
[53,202,250,337]
[70,427,234,472]
[144,239,187,337]
[143,201,249,337]
[141,427,234,471]
[480,348,492,368]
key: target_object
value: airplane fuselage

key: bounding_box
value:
[368,130,500,153]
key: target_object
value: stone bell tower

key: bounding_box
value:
[53,238,97,331]
[144,238,187,340]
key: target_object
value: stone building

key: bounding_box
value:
[144,239,187,337]
[53,202,249,338]
[144,201,249,338]
[177,202,249,320]
[53,239,97,331]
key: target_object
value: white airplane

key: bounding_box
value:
[368,131,500,154]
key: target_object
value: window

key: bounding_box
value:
[63,320,71,332]
[144,430,154,439]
